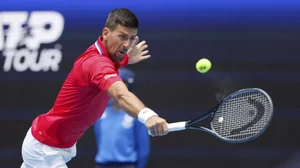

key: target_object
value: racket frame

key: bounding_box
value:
[168,88,274,143]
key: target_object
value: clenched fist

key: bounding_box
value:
[146,116,169,136]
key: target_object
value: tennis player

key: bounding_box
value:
[21,8,168,168]
[94,68,150,168]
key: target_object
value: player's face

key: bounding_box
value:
[103,24,137,62]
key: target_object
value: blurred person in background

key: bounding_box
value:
[94,68,150,168]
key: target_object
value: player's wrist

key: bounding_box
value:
[138,108,158,124]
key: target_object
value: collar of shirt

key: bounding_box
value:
[95,36,109,57]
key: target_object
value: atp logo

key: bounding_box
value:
[0,11,64,72]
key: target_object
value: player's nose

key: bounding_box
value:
[123,39,131,49]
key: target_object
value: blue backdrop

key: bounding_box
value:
[1,0,300,167]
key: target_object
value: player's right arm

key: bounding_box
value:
[86,58,168,136]
[107,81,168,136]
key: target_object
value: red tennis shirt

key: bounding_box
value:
[31,36,128,148]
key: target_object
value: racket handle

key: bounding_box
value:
[148,121,186,136]
[168,122,187,132]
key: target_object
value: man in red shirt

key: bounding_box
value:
[21,8,168,168]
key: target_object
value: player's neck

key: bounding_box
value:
[101,38,108,52]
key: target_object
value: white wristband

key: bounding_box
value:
[138,108,158,124]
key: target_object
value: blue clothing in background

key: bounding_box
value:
[94,68,150,168]
[94,105,150,168]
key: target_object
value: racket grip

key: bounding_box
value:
[148,121,186,136]
[168,122,187,132]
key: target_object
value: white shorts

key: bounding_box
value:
[21,128,77,168]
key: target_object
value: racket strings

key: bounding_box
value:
[211,91,272,141]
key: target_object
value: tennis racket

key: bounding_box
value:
[158,88,273,143]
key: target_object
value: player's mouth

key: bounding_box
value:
[118,51,125,55]
[117,49,127,56]
[115,50,127,61]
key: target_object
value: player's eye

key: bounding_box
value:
[119,34,129,41]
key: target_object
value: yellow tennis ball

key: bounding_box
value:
[196,58,212,73]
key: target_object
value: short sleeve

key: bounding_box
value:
[88,59,122,92]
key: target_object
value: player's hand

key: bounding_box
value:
[127,36,151,64]
[146,116,168,136]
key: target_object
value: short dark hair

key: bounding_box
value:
[105,8,139,30]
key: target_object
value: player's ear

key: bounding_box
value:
[102,27,110,40]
